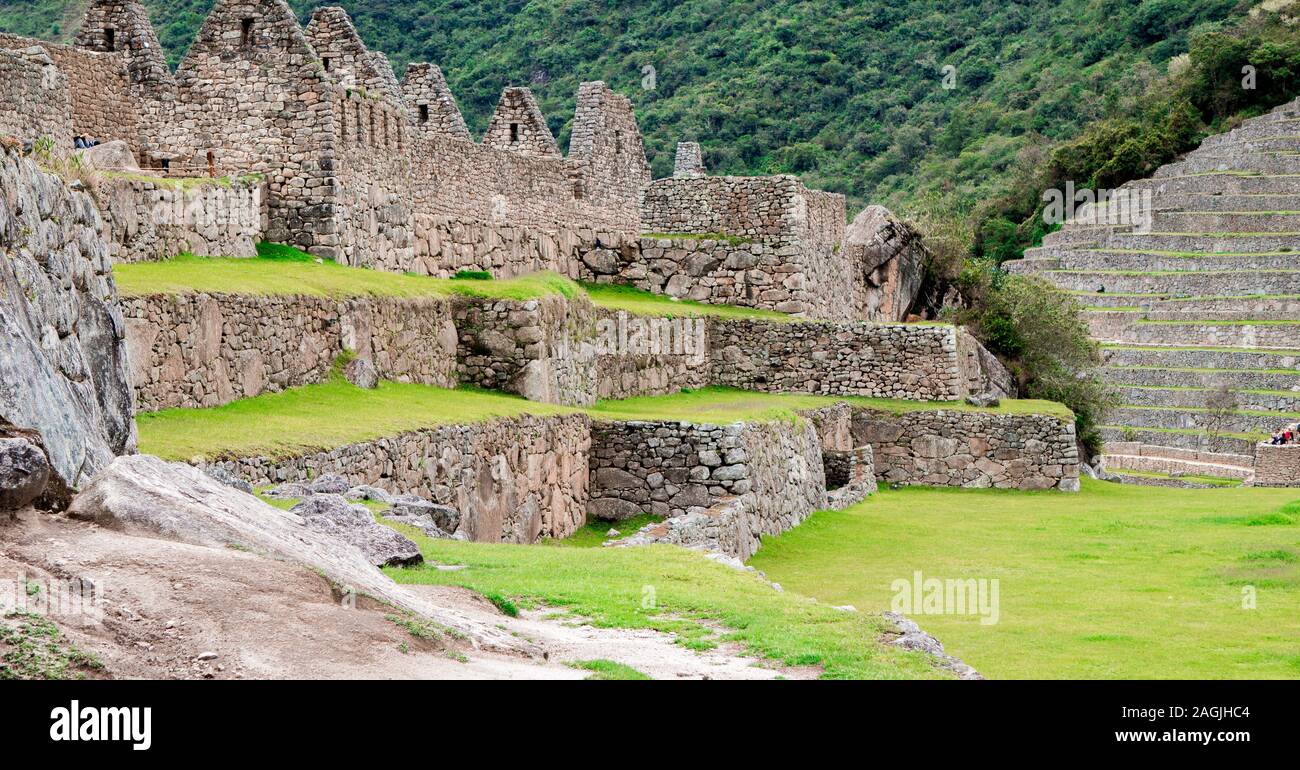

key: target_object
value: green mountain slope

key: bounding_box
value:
[0,0,1274,216]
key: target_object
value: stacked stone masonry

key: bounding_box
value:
[208,413,593,543]
[122,289,1005,410]
[2,1,928,328]
[852,410,1080,491]
[98,176,267,262]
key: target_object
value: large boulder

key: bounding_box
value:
[0,434,50,512]
[844,205,928,322]
[290,494,423,568]
[77,140,139,172]
[0,145,136,506]
[66,455,526,651]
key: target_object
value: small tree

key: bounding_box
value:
[1201,383,1240,453]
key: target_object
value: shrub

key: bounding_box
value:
[947,268,1113,454]
[452,270,493,281]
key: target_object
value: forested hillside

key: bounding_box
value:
[3,1,1266,205]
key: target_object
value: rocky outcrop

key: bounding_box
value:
[289,494,422,568]
[845,205,928,322]
[0,145,135,505]
[66,454,527,651]
[0,432,51,513]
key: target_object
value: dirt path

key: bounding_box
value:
[0,512,816,680]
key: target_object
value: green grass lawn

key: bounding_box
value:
[113,250,581,301]
[138,383,1071,461]
[580,282,793,321]
[137,380,572,461]
[749,479,1300,679]
[381,519,944,680]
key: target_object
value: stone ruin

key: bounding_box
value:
[0,1,1080,565]
[1,0,928,322]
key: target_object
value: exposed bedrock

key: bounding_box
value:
[0,145,136,505]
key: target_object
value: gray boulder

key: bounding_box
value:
[201,465,253,494]
[0,146,136,505]
[0,436,50,512]
[77,140,139,172]
[964,392,1001,409]
[343,357,379,389]
[391,497,460,533]
[345,485,392,504]
[291,494,423,568]
[309,474,350,495]
[62,456,531,649]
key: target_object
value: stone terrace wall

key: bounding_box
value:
[454,293,600,406]
[1252,444,1300,487]
[0,46,73,150]
[123,289,999,409]
[208,413,592,543]
[123,293,458,411]
[589,175,853,320]
[97,176,266,262]
[852,410,1080,491]
[588,416,827,526]
[709,319,969,400]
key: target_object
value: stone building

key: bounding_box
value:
[1,0,929,325]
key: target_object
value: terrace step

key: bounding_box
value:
[1108,405,1293,436]
[1043,269,1300,296]
[1201,119,1300,146]
[1106,364,1300,392]
[1156,153,1300,177]
[1148,211,1300,234]
[1101,232,1300,253]
[1114,385,1300,413]
[1187,136,1300,155]
[1132,174,1300,197]
[1102,344,1300,370]
[1101,441,1254,470]
[1099,426,1258,456]
[1147,193,1300,212]
[1023,249,1300,272]
[1086,316,1300,348]
[1149,295,1300,314]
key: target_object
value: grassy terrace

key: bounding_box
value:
[749,480,1300,678]
[111,247,796,321]
[137,383,1070,461]
[1102,425,1267,441]
[1102,343,1300,355]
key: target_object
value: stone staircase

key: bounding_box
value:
[1005,97,1300,462]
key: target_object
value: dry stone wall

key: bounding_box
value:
[710,319,969,399]
[0,46,73,150]
[123,287,1003,409]
[1251,444,1300,487]
[97,176,266,262]
[123,293,458,411]
[852,410,1080,491]
[207,413,592,543]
